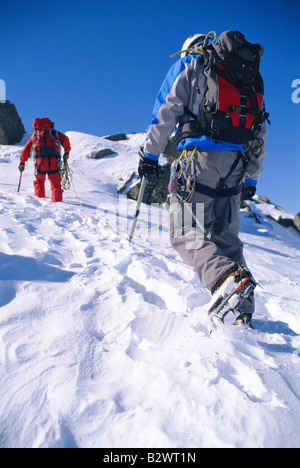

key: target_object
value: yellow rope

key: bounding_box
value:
[201,31,217,50]
[69,173,169,237]
[175,145,197,165]
[170,31,217,58]
[59,156,73,190]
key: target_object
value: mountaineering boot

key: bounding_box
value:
[49,173,63,202]
[233,313,253,329]
[208,265,256,325]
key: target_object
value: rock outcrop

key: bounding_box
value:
[0,101,25,145]
[127,137,179,205]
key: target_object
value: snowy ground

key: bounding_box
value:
[0,131,300,448]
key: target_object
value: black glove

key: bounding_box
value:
[18,162,25,172]
[138,149,159,181]
[63,153,69,165]
[242,183,256,201]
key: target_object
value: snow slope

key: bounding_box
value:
[0,131,300,448]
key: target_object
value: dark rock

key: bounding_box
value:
[104,133,128,142]
[247,212,263,224]
[127,164,172,206]
[240,200,252,211]
[91,148,116,159]
[0,101,25,145]
[118,172,136,194]
[294,213,300,232]
[277,217,296,229]
[257,195,271,204]
[127,137,179,205]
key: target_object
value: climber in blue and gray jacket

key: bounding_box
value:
[137,31,269,327]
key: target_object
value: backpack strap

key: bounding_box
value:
[34,129,61,175]
[33,130,42,156]
[48,128,61,157]
[183,56,204,121]
[184,107,198,121]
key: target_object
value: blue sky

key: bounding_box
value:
[1,0,299,213]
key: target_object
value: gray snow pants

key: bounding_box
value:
[169,148,254,316]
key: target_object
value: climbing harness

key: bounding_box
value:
[192,149,252,200]
[167,145,254,236]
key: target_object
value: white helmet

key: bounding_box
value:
[170,32,217,59]
[180,34,206,58]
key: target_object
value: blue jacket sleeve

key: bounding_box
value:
[143,56,193,159]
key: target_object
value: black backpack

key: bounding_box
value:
[183,31,270,145]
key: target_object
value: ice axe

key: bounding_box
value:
[129,176,147,243]
[17,171,23,193]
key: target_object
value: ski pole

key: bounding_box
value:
[17,171,23,193]
[129,176,147,243]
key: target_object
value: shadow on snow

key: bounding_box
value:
[0,252,75,283]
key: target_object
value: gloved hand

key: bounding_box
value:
[18,162,25,172]
[63,153,69,165]
[242,183,256,200]
[138,149,159,181]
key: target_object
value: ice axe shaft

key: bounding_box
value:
[129,176,147,243]
[17,171,23,193]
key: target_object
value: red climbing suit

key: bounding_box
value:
[20,118,71,202]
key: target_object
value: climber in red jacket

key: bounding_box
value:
[19,117,71,202]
